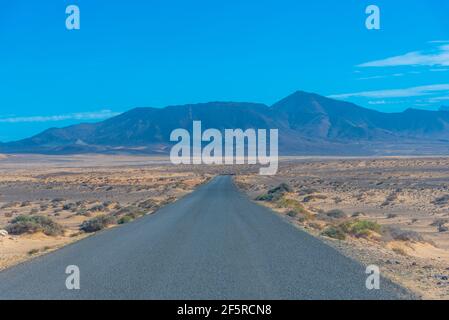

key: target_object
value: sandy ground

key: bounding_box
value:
[236,157,449,300]
[2,154,449,299]
[0,154,210,271]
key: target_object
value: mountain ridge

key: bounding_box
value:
[2,91,449,156]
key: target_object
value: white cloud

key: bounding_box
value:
[429,96,449,102]
[358,44,449,68]
[429,40,449,44]
[329,84,449,99]
[358,75,388,81]
[368,100,387,105]
[0,110,120,123]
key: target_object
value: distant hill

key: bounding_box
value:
[2,91,449,155]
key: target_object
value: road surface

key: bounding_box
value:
[0,176,409,299]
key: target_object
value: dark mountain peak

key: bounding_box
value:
[271,90,368,116]
[272,90,322,108]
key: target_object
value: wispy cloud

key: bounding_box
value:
[329,84,449,99]
[429,40,449,44]
[430,68,449,72]
[358,43,449,68]
[0,110,120,123]
[429,96,449,102]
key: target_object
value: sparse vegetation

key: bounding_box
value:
[6,215,64,236]
[80,215,116,233]
[432,195,449,206]
[339,220,381,238]
[117,215,134,224]
[113,206,146,219]
[28,248,40,255]
[286,210,297,218]
[255,183,292,202]
[321,226,346,240]
[277,198,311,218]
[63,203,77,211]
[320,219,381,240]
[138,199,158,210]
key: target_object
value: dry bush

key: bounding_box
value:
[6,215,64,236]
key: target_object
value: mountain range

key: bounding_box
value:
[2,91,449,156]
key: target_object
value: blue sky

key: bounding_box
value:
[1,0,449,141]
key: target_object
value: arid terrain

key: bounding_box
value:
[2,155,449,299]
[0,154,210,271]
[236,157,449,299]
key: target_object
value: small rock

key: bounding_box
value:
[0,230,8,237]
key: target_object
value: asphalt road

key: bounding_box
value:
[0,176,410,300]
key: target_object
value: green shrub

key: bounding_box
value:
[286,210,298,218]
[138,199,158,210]
[117,215,134,225]
[28,248,40,255]
[255,192,282,202]
[63,203,77,211]
[113,206,146,219]
[340,220,381,238]
[80,215,116,233]
[277,198,308,213]
[6,215,64,236]
[255,183,292,202]
[321,226,346,240]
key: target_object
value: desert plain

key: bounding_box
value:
[0,154,210,271]
[1,154,449,299]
